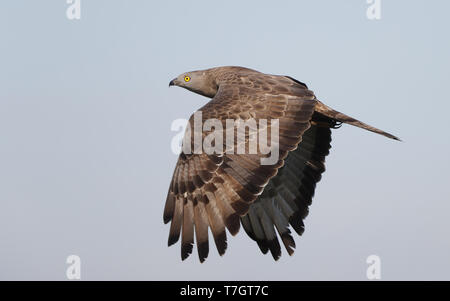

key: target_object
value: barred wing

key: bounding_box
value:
[164,81,317,262]
[241,117,332,260]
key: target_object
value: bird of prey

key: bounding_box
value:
[165,66,399,262]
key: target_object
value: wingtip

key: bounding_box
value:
[280,232,296,256]
[197,241,209,263]
[272,252,281,261]
[217,245,227,256]
[214,231,228,256]
[181,243,193,261]
[163,215,171,224]
[168,235,179,247]
[225,215,241,236]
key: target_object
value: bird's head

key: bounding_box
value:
[169,69,219,98]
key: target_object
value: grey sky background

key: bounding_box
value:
[0,0,449,280]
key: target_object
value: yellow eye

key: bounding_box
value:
[184,76,191,82]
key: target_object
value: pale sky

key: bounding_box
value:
[0,0,449,280]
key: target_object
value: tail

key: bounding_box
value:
[315,100,401,141]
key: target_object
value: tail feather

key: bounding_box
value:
[315,100,401,141]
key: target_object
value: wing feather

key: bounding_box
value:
[181,198,194,260]
[241,117,333,256]
[193,196,209,262]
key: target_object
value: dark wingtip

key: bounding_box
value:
[168,234,179,246]
[256,240,269,254]
[181,243,193,261]
[226,214,241,236]
[289,213,305,236]
[215,231,228,256]
[281,232,296,256]
[268,239,282,261]
[163,215,171,224]
[197,241,209,263]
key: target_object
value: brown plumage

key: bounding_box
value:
[165,66,399,262]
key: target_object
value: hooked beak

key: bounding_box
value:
[169,78,176,87]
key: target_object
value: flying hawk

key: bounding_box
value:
[165,66,399,262]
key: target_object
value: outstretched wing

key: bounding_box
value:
[164,74,317,262]
[241,113,333,260]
